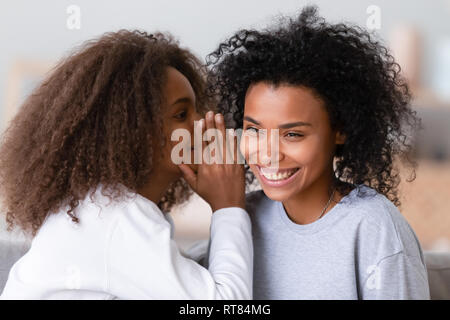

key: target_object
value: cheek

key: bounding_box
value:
[282,139,322,165]
[164,120,189,147]
[283,146,308,165]
[160,126,181,166]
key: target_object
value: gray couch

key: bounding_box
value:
[1,239,449,299]
[0,240,30,293]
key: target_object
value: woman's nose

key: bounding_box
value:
[188,111,203,134]
[192,111,202,122]
[260,147,284,167]
[246,131,283,167]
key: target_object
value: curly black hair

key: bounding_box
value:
[206,6,420,206]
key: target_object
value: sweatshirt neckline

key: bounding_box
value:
[276,186,360,235]
[93,183,162,213]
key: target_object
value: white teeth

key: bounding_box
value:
[260,168,298,181]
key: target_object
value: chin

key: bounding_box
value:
[259,185,296,202]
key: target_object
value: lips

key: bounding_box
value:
[259,166,299,181]
[256,165,301,187]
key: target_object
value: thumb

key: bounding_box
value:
[178,164,197,188]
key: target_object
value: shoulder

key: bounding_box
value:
[90,183,167,221]
[93,185,173,268]
[101,185,171,236]
[36,183,170,243]
[346,185,408,232]
[345,185,423,259]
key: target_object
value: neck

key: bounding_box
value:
[282,169,341,225]
[137,169,177,204]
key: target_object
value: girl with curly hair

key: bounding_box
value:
[0,30,251,299]
[207,7,429,299]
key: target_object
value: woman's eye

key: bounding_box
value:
[245,127,259,133]
[244,127,260,136]
[174,110,187,120]
[285,132,303,138]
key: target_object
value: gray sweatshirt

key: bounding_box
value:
[246,185,430,299]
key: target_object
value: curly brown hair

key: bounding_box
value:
[0,30,208,236]
[206,7,420,206]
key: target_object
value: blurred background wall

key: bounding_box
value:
[0,0,449,252]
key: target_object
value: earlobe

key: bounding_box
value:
[335,131,346,145]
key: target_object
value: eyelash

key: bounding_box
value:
[174,110,187,120]
[245,126,259,132]
[245,126,304,138]
[285,132,303,138]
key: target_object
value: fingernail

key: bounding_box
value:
[215,113,223,122]
[206,111,214,119]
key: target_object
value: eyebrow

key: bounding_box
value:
[171,97,193,106]
[243,116,312,129]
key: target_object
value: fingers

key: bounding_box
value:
[223,128,235,164]
[214,113,225,133]
[178,164,197,188]
[205,111,216,131]
[229,129,241,165]
[214,113,226,163]
[204,111,220,164]
[200,111,233,165]
[198,118,207,157]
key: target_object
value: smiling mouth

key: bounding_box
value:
[257,166,300,181]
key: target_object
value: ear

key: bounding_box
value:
[335,131,346,145]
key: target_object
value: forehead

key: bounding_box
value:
[244,82,327,124]
[163,67,196,104]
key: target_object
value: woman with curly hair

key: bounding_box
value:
[0,30,251,299]
[207,7,429,299]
